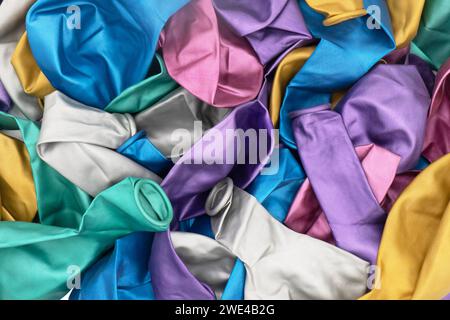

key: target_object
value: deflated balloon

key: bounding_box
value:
[246,147,306,223]
[291,106,386,264]
[133,88,231,160]
[362,154,450,300]
[70,232,156,300]
[305,0,366,26]
[0,132,37,221]
[160,0,263,107]
[0,177,172,299]
[170,231,235,300]
[150,230,216,300]
[305,0,424,48]
[11,32,54,100]
[336,64,430,172]
[118,88,231,176]
[212,0,312,65]
[26,0,188,109]
[206,178,369,300]
[412,0,450,69]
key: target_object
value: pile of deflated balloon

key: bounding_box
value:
[0,0,449,300]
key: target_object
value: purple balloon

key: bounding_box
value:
[213,0,312,65]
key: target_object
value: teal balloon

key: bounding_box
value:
[0,177,173,299]
[105,54,178,114]
[412,0,450,70]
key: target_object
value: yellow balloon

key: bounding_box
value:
[305,0,425,48]
[386,0,425,48]
[362,154,450,300]
[305,0,366,26]
[0,133,37,222]
[11,32,54,99]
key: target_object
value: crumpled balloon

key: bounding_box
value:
[170,231,236,300]
[212,0,313,65]
[0,131,37,221]
[150,229,216,299]
[305,0,366,26]
[362,153,450,300]
[70,232,155,300]
[11,32,54,100]
[336,64,430,172]
[246,147,306,223]
[205,178,369,300]
[291,106,386,264]
[412,0,450,69]
[160,0,264,108]
[305,0,425,48]
[117,87,231,176]
[159,85,274,223]
[26,0,188,109]
[270,46,315,127]
[132,88,231,161]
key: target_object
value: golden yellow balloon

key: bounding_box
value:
[305,0,366,26]
[0,133,37,222]
[362,154,450,300]
[11,32,54,100]
[305,0,425,48]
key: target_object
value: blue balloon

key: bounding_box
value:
[26,0,188,109]
[71,232,155,300]
[280,0,396,148]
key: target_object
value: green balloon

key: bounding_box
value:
[105,54,178,113]
[0,177,172,299]
[412,0,450,70]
